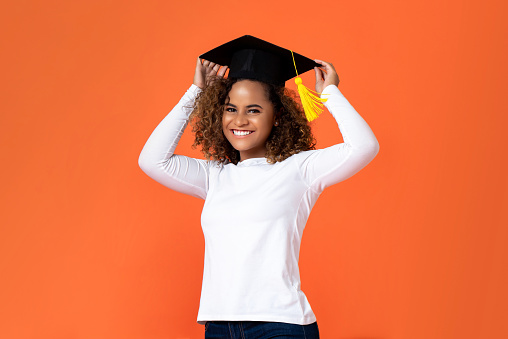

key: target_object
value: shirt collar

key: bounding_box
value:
[236,157,269,167]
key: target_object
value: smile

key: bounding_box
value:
[232,129,254,136]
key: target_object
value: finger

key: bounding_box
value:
[217,65,228,77]
[325,62,336,73]
[314,67,323,82]
[315,61,328,74]
[321,68,328,80]
[315,59,330,66]
[212,64,221,73]
[317,66,327,79]
[314,59,333,72]
[203,60,211,67]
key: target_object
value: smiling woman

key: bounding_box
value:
[190,75,316,165]
[138,34,379,339]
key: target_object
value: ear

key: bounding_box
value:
[273,108,282,125]
[275,107,283,119]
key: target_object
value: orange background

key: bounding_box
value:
[1,0,507,338]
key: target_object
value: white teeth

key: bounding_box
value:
[233,130,253,136]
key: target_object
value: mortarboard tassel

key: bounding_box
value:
[290,50,329,122]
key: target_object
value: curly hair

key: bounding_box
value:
[188,75,317,165]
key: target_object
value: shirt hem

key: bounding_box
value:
[196,313,317,326]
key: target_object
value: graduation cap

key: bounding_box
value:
[199,35,329,122]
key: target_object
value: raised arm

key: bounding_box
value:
[296,60,380,192]
[138,58,229,199]
[138,83,212,199]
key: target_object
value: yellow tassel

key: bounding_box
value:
[291,50,329,122]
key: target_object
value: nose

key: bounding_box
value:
[235,111,248,126]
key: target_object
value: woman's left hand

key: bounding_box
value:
[314,59,340,94]
[193,57,228,89]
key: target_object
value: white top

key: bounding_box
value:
[138,83,380,325]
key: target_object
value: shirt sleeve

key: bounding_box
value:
[294,84,380,193]
[138,84,210,200]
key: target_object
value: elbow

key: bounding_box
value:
[138,154,145,171]
[370,139,380,158]
[354,138,379,163]
[363,132,380,158]
[138,151,153,174]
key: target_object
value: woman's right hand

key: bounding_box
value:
[313,59,340,94]
[193,57,228,89]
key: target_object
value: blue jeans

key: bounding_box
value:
[204,320,320,339]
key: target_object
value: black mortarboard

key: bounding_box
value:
[199,35,329,121]
[199,35,319,87]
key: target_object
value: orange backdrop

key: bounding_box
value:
[1,0,507,338]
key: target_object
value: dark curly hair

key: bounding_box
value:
[188,75,316,165]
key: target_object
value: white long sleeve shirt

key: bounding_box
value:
[138,83,379,325]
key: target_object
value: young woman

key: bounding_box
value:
[138,38,380,339]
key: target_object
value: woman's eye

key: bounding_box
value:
[224,107,259,114]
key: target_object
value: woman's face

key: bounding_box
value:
[222,79,276,162]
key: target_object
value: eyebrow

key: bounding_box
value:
[225,103,263,109]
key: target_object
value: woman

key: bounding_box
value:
[138,35,379,339]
